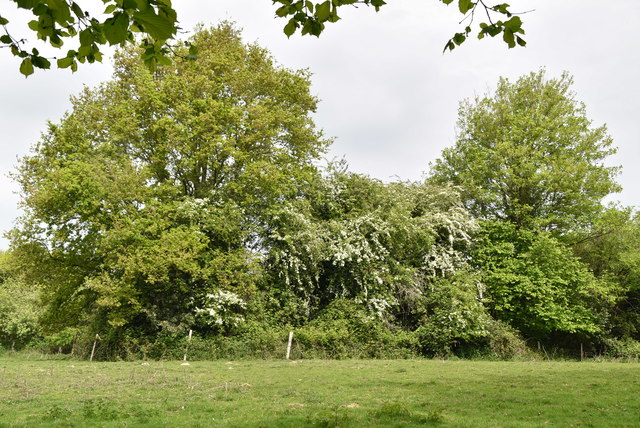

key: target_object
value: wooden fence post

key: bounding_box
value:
[183,329,193,361]
[286,331,294,360]
[90,334,100,362]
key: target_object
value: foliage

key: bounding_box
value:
[0,251,42,349]
[430,69,620,234]
[484,319,529,360]
[293,299,419,359]
[2,0,184,76]
[265,166,478,322]
[571,207,640,339]
[0,0,530,76]
[602,337,640,360]
[0,279,42,349]
[38,327,79,353]
[8,59,636,358]
[273,0,526,52]
[10,24,326,341]
[194,290,247,334]
[472,220,618,339]
[413,270,491,355]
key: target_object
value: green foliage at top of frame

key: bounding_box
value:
[273,0,525,52]
[0,0,527,76]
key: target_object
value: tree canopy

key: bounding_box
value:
[10,23,327,336]
[1,0,528,76]
[430,69,620,234]
[429,69,626,344]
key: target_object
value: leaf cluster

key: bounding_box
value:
[1,0,531,76]
[2,0,193,76]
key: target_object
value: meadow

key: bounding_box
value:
[0,354,638,427]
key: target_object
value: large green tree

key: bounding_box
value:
[10,23,327,340]
[430,69,620,234]
[1,0,527,76]
[429,70,623,344]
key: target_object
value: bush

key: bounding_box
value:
[485,320,529,359]
[0,278,43,349]
[603,337,640,360]
[412,272,492,357]
[292,299,420,359]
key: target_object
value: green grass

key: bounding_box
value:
[0,355,639,427]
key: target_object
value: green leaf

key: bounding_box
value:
[156,54,172,66]
[46,0,66,13]
[19,57,34,76]
[315,1,331,21]
[79,28,93,46]
[443,40,455,53]
[15,0,37,8]
[123,0,138,10]
[77,44,91,57]
[0,35,12,44]
[32,4,47,15]
[492,3,511,14]
[49,32,63,47]
[275,5,290,17]
[0,16,9,25]
[70,2,84,18]
[458,0,474,14]
[453,32,466,45]
[284,19,297,37]
[103,12,129,45]
[370,0,386,10]
[32,55,51,69]
[133,7,176,40]
[503,28,515,48]
[57,56,74,68]
[503,16,522,33]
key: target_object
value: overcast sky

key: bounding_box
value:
[1,0,639,249]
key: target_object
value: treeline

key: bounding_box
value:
[1,24,639,360]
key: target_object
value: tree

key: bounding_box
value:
[471,220,616,340]
[430,69,620,234]
[1,0,527,76]
[10,23,327,343]
[429,69,624,345]
[571,207,640,339]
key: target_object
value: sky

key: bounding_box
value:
[1,0,639,249]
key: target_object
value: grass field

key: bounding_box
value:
[0,355,638,427]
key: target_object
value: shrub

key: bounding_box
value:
[603,337,640,359]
